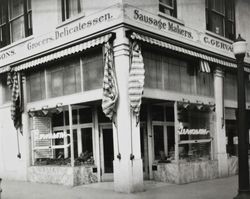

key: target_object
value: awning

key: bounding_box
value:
[0,65,10,74]
[14,34,112,72]
[200,60,210,73]
[130,32,237,68]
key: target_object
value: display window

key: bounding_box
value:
[143,49,214,97]
[31,107,94,166]
[177,104,213,162]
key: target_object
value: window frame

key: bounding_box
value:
[0,0,32,48]
[152,104,175,161]
[159,0,177,18]
[61,0,83,22]
[206,0,235,40]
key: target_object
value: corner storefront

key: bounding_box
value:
[1,3,250,190]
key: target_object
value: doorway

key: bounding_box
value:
[100,125,114,181]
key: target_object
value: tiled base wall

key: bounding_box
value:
[227,156,250,176]
[153,161,219,184]
[28,166,98,186]
[228,156,238,176]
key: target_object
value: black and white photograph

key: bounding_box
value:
[0,0,250,198]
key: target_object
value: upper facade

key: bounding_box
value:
[0,0,250,71]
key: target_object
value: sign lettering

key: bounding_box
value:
[178,123,210,135]
[34,130,69,140]
[133,9,194,40]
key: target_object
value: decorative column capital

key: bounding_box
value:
[113,28,130,57]
[214,67,224,78]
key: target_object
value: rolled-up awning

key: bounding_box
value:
[200,60,210,73]
[130,32,237,68]
[13,34,112,72]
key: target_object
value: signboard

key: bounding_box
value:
[124,5,250,64]
[0,5,122,68]
[1,4,250,70]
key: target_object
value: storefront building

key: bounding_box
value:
[0,0,250,193]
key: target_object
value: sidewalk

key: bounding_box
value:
[1,176,238,199]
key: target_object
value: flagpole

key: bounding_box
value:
[16,129,21,158]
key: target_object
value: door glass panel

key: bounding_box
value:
[153,126,164,160]
[103,129,114,173]
[81,128,93,154]
[167,126,175,158]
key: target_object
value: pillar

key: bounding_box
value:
[112,28,144,193]
[214,67,229,177]
[22,75,30,180]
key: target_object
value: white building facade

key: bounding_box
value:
[0,0,250,193]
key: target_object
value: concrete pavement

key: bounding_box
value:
[1,176,238,199]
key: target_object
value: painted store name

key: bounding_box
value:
[0,13,112,61]
[178,123,209,135]
[203,36,233,52]
[0,49,16,61]
[27,13,112,51]
[34,131,69,140]
[133,9,235,54]
[134,9,193,39]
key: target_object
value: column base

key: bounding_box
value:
[234,190,250,199]
[113,158,144,193]
[217,153,229,177]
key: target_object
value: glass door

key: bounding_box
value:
[100,125,114,181]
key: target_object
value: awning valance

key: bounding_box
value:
[13,34,112,72]
[0,65,10,74]
[130,32,237,69]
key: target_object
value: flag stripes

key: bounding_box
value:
[102,42,118,120]
[128,41,145,119]
[7,70,22,129]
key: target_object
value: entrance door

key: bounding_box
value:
[100,125,114,181]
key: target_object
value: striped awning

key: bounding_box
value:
[200,60,210,73]
[14,34,112,72]
[0,65,10,74]
[130,32,237,68]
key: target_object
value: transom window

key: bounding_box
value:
[26,49,103,102]
[0,0,32,48]
[206,0,235,40]
[159,0,177,18]
[61,0,84,21]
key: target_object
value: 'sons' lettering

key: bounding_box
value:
[0,50,15,60]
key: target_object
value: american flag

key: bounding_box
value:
[7,70,22,130]
[128,41,145,125]
[102,42,118,121]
